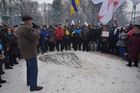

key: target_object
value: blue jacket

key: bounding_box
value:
[72,28,82,36]
[40,29,49,43]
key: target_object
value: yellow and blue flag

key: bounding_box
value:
[70,0,80,16]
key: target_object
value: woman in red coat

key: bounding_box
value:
[55,24,65,52]
[127,25,140,67]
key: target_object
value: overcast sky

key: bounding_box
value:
[34,0,140,12]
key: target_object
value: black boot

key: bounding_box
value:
[10,63,14,66]
[5,66,13,69]
[0,79,6,84]
[127,63,132,67]
[133,61,139,67]
[133,63,138,67]
[126,60,132,67]
[0,71,5,75]
[30,86,43,91]
[14,57,19,64]
[0,63,5,75]
[14,62,19,65]
[0,85,2,88]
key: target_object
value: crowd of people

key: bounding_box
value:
[38,24,140,68]
[0,21,140,88]
[0,24,20,88]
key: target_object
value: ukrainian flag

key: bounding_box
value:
[70,0,80,16]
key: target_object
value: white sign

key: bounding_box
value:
[101,31,109,37]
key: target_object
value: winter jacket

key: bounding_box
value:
[88,28,97,41]
[0,30,8,49]
[71,28,81,40]
[48,30,55,43]
[116,32,127,47]
[5,33,18,54]
[128,32,140,62]
[64,29,71,40]
[72,28,82,37]
[128,29,136,38]
[109,29,118,47]
[5,33,17,47]
[81,28,89,40]
[55,27,64,40]
[16,25,39,59]
[40,29,49,43]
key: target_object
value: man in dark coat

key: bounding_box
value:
[48,26,55,51]
[88,25,97,51]
[127,25,140,67]
[81,26,90,51]
[16,15,43,91]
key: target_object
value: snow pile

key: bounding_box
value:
[39,52,82,68]
[1,51,140,93]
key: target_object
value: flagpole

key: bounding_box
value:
[133,5,136,24]
[76,10,79,25]
[130,5,136,24]
[130,6,134,24]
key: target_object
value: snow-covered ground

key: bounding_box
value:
[1,51,140,93]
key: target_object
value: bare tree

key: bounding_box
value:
[0,0,129,26]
